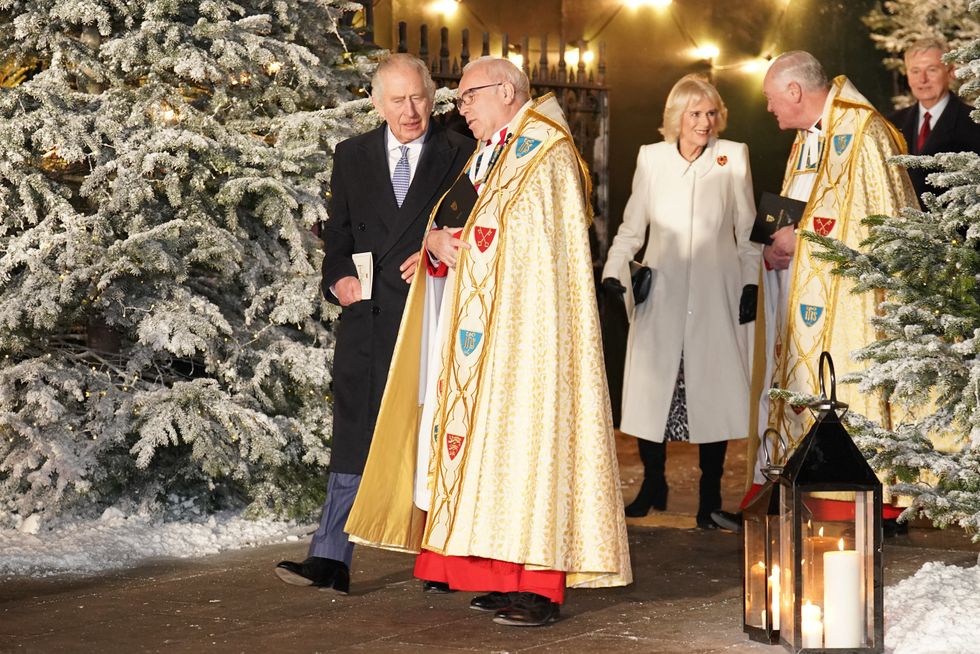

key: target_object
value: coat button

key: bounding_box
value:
[372,306,381,315]
[357,222,366,231]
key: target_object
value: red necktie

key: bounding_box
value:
[917,111,932,152]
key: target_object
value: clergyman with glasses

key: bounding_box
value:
[345,56,632,627]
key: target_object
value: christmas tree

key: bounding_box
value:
[803,1,980,539]
[0,0,385,525]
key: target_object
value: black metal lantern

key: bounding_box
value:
[776,352,884,653]
[742,473,781,644]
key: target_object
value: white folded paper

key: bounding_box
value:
[352,252,373,300]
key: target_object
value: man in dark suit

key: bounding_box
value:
[275,54,474,593]
[888,37,980,201]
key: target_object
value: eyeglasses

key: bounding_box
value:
[454,82,503,109]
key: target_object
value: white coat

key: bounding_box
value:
[602,138,760,444]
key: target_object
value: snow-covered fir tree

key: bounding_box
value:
[803,1,980,540]
[0,0,388,525]
[864,0,980,107]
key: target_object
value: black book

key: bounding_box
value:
[750,192,807,245]
[433,174,478,229]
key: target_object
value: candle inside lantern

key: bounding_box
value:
[768,563,780,630]
[823,538,863,648]
[801,600,823,648]
[750,561,767,626]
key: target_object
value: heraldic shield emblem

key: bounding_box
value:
[800,303,824,327]
[446,433,465,460]
[459,329,483,356]
[812,217,836,236]
[515,135,541,158]
[833,134,852,155]
[474,226,497,253]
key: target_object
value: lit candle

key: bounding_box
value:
[823,539,863,648]
[801,600,823,648]
[750,561,767,627]
[768,563,780,630]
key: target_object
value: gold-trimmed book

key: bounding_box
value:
[750,192,806,245]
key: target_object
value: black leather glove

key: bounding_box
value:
[602,277,626,296]
[739,284,758,324]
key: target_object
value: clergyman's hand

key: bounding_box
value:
[425,228,470,269]
[334,275,362,306]
[763,225,796,270]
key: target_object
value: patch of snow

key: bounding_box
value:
[0,508,314,578]
[885,561,980,654]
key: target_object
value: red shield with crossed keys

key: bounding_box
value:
[813,217,836,236]
[474,226,497,253]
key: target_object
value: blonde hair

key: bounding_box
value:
[659,74,728,143]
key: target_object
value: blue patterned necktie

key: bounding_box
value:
[392,145,410,207]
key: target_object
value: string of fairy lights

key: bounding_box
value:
[424,0,795,76]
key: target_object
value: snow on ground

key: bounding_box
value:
[884,560,980,654]
[0,507,313,578]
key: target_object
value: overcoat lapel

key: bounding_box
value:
[377,127,464,263]
[924,98,956,153]
[357,127,399,229]
[901,108,917,154]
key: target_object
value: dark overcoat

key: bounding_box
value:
[888,94,980,199]
[321,122,474,474]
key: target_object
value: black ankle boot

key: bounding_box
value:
[624,480,668,517]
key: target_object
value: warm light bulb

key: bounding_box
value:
[507,53,524,69]
[430,0,459,16]
[693,44,720,60]
[625,0,672,7]
[266,61,282,75]
[740,57,769,74]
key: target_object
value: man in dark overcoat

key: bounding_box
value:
[275,54,474,592]
[888,37,980,201]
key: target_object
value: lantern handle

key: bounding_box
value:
[760,427,786,481]
[818,351,837,404]
[810,350,849,414]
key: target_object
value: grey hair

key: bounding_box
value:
[768,51,829,93]
[905,37,950,65]
[462,56,530,102]
[371,53,436,101]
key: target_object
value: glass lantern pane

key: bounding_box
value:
[744,514,768,628]
[779,489,796,645]
[797,489,874,650]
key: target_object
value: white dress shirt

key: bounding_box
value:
[917,92,951,133]
[385,126,426,186]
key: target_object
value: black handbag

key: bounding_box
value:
[629,262,652,304]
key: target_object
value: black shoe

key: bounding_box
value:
[274,557,350,594]
[470,591,514,612]
[492,592,560,626]
[710,510,743,533]
[624,483,668,517]
[696,515,720,530]
[422,580,454,594]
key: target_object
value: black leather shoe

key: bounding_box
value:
[696,516,720,530]
[274,557,350,594]
[422,580,454,593]
[492,592,560,626]
[710,510,743,533]
[470,591,514,612]
[624,483,668,517]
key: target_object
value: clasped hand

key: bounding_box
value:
[425,228,469,269]
[763,224,796,270]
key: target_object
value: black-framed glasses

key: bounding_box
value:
[454,82,503,109]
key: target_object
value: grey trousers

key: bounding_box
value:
[307,472,360,567]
